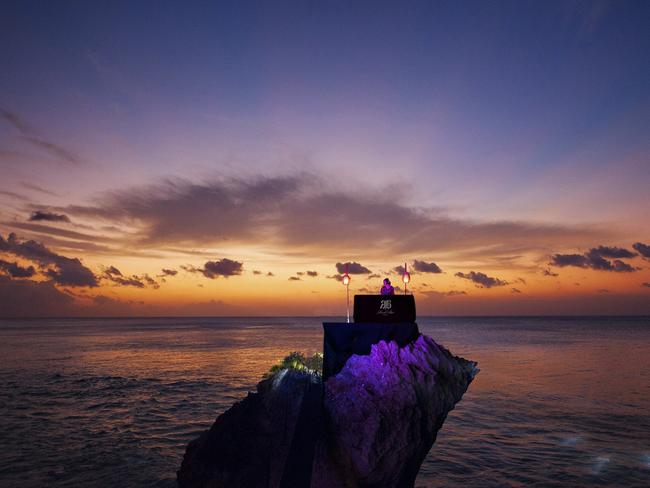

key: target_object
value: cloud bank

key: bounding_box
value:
[550,245,638,273]
[39,174,606,259]
[0,233,97,286]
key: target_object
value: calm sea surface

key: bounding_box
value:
[0,316,649,487]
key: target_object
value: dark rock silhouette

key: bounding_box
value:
[177,335,478,488]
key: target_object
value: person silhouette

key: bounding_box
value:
[380,278,395,295]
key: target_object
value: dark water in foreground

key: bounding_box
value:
[0,316,649,487]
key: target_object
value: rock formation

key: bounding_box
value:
[178,334,478,488]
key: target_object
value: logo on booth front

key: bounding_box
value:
[378,299,394,315]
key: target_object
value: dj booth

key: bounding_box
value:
[323,295,419,380]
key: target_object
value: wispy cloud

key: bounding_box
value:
[0,106,82,166]
[296,270,318,277]
[0,107,33,133]
[327,274,344,282]
[20,182,59,196]
[420,289,467,298]
[21,137,81,166]
[5,221,107,243]
[0,190,29,201]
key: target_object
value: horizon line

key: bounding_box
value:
[1,314,648,320]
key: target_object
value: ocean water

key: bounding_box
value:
[0,316,649,487]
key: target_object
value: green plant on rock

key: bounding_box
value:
[304,352,323,373]
[267,351,323,377]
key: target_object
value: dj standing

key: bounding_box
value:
[380,278,395,295]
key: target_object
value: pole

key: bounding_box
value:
[346,282,350,323]
[345,262,350,323]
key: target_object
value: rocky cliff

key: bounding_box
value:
[177,334,478,488]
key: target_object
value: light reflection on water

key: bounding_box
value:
[0,316,649,487]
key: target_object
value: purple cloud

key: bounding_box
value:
[202,259,243,278]
[393,264,407,274]
[183,259,243,279]
[0,259,36,278]
[588,246,636,259]
[551,245,638,272]
[633,242,650,259]
[104,266,122,277]
[551,253,589,267]
[0,233,97,287]
[455,271,508,289]
[412,260,443,274]
[102,266,161,288]
[335,262,371,274]
[28,211,71,223]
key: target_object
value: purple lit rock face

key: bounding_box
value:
[313,335,478,487]
[177,335,477,488]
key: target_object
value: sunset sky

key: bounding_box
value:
[1,1,649,316]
